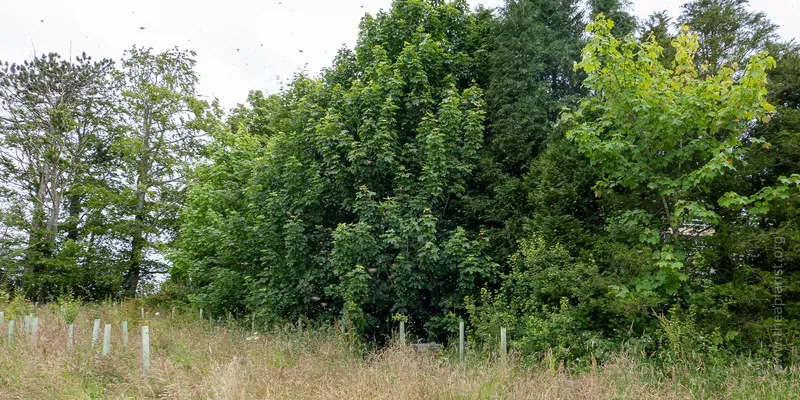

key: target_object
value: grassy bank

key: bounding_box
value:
[0,304,797,399]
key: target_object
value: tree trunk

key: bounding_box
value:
[45,163,62,241]
[124,159,149,296]
[124,223,145,296]
[124,106,152,297]
[27,168,48,255]
[23,166,50,297]
[65,193,81,241]
[125,168,148,295]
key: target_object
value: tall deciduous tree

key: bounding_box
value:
[0,53,115,299]
[114,47,214,296]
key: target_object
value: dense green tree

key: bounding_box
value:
[174,0,496,340]
[467,0,586,263]
[486,0,585,167]
[227,90,284,138]
[523,134,603,253]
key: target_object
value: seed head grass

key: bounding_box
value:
[0,303,797,399]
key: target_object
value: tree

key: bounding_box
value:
[466,0,586,263]
[114,47,215,296]
[486,0,585,168]
[589,0,636,38]
[679,0,778,75]
[639,11,677,67]
[174,0,496,340]
[227,90,284,138]
[699,42,800,355]
[0,53,115,300]
[564,15,775,307]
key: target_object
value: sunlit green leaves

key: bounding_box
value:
[564,13,775,303]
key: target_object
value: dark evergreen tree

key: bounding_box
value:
[466,0,586,263]
[589,0,636,37]
[639,11,677,67]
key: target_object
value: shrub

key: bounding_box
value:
[469,235,615,362]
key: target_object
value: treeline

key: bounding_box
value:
[2,0,799,362]
[0,48,223,300]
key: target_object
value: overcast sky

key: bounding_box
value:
[1,0,797,110]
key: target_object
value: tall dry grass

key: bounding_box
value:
[0,304,797,399]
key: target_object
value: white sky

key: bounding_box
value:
[1,0,797,110]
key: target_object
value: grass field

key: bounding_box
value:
[0,304,797,399]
